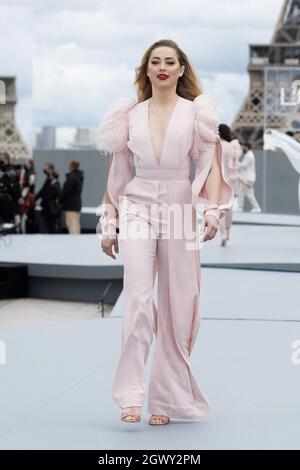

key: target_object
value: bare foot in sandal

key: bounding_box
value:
[149,414,170,425]
[121,406,142,423]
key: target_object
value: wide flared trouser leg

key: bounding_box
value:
[147,235,210,419]
[112,218,158,408]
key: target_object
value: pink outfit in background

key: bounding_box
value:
[221,139,240,195]
[97,94,234,419]
[218,138,239,236]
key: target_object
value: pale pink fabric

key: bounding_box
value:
[97,94,234,419]
[220,138,240,196]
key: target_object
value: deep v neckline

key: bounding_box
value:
[146,95,181,167]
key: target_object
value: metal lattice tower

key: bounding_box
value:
[0,76,30,160]
[231,0,300,148]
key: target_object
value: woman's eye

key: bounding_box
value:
[151,62,175,65]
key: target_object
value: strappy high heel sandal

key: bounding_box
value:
[121,407,141,423]
[149,415,170,425]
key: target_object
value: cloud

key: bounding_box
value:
[16,94,33,152]
[0,5,32,148]
[0,0,285,145]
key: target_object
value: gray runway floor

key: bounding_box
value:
[0,315,299,450]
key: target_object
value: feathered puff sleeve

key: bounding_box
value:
[96,97,137,236]
[190,94,234,222]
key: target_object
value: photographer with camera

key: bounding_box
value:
[0,151,23,232]
[19,158,37,233]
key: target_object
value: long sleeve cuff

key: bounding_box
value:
[100,216,117,237]
[203,207,221,222]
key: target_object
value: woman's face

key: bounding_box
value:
[147,46,183,91]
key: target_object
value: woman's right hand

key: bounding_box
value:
[101,235,119,260]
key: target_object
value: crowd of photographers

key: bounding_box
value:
[0,151,84,234]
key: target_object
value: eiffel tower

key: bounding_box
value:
[231,0,300,148]
[0,76,30,160]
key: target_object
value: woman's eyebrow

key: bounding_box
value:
[152,56,175,60]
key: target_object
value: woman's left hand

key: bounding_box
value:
[202,214,218,242]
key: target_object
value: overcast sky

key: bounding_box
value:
[0,0,284,150]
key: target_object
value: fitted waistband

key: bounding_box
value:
[135,166,190,180]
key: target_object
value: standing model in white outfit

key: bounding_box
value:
[230,137,243,211]
[236,143,261,213]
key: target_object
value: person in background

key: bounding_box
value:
[218,124,239,246]
[229,134,243,210]
[40,169,61,233]
[7,154,24,233]
[0,151,23,232]
[236,142,261,213]
[19,158,37,233]
[59,160,84,234]
[35,163,55,202]
[35,163,55,232]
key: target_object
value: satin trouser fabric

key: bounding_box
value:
[111,174,210,419]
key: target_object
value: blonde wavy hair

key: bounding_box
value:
[134,39,203,103]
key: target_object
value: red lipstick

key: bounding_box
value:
[157,74,169,80]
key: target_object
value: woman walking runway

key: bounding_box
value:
[97,39,234,425]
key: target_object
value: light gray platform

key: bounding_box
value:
[232,211,300,227]
[200,224,300,272]
[1,222,300,271]
[112,267,300,322]
[0,221,299,304]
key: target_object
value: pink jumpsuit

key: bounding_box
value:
[97,94,234,419]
